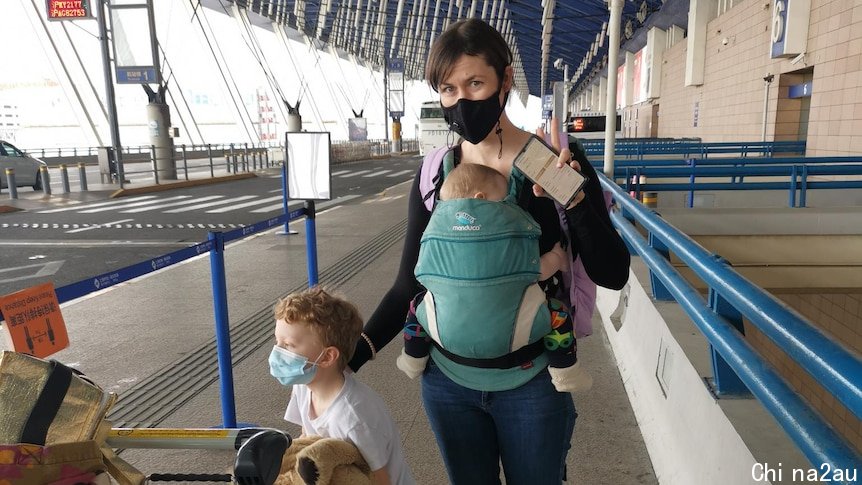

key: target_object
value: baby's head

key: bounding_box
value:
[273,286,363,372]
[440,163,508,201]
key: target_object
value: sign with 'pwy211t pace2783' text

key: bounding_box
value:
[47,0,94,20]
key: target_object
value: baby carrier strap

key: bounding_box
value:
[419,283,547,369]
[419,146,455,211]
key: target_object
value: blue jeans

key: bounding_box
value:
[421,360,576,485]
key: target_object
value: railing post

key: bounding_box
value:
[648,232,674,301]
[78,162,88,191]
[227,144,233,173]
[40,166,52,196]
[789,165,798,208]
[621,168,635,224]
[181,144,189,181]
[708,284,750,395]
[150,145,160,184]
[208,231,238,428]
[278,161,298,236]
[799,165,808,208]
[305,200,319,286]
[5,169,18,199]
[687,158,696,208]
[264,148,270,168]
[243,143,249,171]
[59,164,70,194]
[207,144,214,178]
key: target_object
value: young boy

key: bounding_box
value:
[270,286,415,485]
[397,163,592,392]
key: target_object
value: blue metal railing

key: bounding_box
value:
[599,155,862,169]
[599,172,862,473]
[617,163,862,208]
[581,139,806,159]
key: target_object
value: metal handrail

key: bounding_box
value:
[600,172,862,423]
[607,206,861,471]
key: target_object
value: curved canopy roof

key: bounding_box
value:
[213,0,680,101]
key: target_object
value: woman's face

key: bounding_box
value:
[438,54,505,108]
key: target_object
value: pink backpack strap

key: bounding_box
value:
[419,146,453,212]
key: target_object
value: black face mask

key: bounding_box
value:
[442,90,507,145]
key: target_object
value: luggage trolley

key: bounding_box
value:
[106,427,292,484]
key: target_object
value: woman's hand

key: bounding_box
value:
[532,117,585,209]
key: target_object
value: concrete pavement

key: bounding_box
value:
[8,175,657,484]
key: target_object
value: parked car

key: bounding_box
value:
[0,140,46,190]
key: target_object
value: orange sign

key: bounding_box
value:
[46,0,92,20]
[0,283,68,358]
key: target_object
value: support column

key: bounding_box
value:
[622,51,635,109]
[646,28,667,99]
[591,84,600,113]
[392,118,402,152]
[604,0,624,177]
[685,0,716,86]
[147,102,176,180]
[97,0,124,186]
[598,77,608,113]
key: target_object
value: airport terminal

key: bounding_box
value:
[0,0,860,483]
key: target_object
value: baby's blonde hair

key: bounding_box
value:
[440,163,508,200]
[273,286,363,370]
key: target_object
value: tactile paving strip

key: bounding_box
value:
[107,218,408,428]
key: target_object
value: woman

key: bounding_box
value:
[349,18,630,484]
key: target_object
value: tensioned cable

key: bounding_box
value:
[23,0,103,147]
[303,39,352,126]
[158,43,206,145]
[200,0,260,143]
[188,0,255,143]
[330,46,370,114]
[60,22,108,129]
[231,6,292,132]
[60,22,109,141]
[274,25,327,131]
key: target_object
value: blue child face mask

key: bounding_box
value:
[268,345,325,386]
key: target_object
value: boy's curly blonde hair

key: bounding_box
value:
[274,286,363,370]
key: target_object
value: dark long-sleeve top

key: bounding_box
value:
[348,142,630,371]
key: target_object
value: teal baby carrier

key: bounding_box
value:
[414,191,552,391]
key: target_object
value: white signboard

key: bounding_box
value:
[771,0,811,58]
[286,132,331,200]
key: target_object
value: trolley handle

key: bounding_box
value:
[148,473,232,482]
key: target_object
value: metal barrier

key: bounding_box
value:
[12,140,414,197]
[582,139,806,159]
[0,168,318,428]
[619,163,862,208]
[600,172,862,472]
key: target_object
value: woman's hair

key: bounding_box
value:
[274,286,363,369]
[425,18,513,92]
[440,163,508,201]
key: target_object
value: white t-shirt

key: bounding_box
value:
[285,373,415,485]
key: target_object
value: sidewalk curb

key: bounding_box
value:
[110,173,257,198]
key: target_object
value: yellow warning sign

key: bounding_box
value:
[0,282,68,358]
